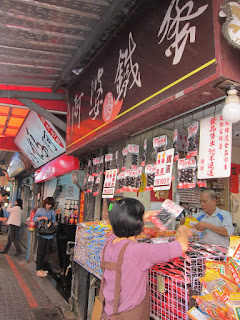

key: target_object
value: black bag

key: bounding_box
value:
[37,211,56,236]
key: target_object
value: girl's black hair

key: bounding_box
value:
[15,198,23,209]
[42,197,54,208]
[109,197,145,238]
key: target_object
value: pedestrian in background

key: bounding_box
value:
[33,197,56,277]
[0,198,23,256]
[0,190,10,234]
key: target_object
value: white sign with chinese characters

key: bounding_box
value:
[14,111,66,168]
[102,169,118,198]
[198,114,232,179]
[154,148,174,191]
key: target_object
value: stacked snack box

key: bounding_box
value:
[188,236,240,320]
[74,220,112,277]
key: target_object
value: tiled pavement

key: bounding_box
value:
[0,232,79,320]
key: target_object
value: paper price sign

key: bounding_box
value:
[102,169,117,198]
[154,148,174,191]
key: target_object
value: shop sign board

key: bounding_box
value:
[102,169,118,198]
[15,111,66,168]
[154,148,174,191]
[67,0,215,154]
[198,114,232,179]
[34,154,79,183]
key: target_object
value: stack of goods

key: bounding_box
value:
[188,236,240,320]
[178,188,201,206]
[150,243,226,320]
[74,220,112,277]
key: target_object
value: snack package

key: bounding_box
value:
[92,157,100,176]
[141,138,147,167]
[199,269,239,300]
[104,153,113,172]
[144,164,156,191]
[87,175,94,193]
[187,307,216,320]
[225,293,240,320]
[122,147,128,171]
[115,150,119,172]
[192,294,229,320]
[99,155,104,175]
[87,159,92,176]
[92,176,100,196]
[153,135,167,160]
[128,144,139,170]
[227,236,240,265]
[227,257,240,288]
[178,157,197,189]
[186,122,199,158]
[116,171,125,193]
[173,129,180,162]
[205,260,234,282]
[184,216,199,233]
[150,199,184,230]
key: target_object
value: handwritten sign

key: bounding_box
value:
[102,169,118,198]
[198,114,232,179]
[154,148,174,190]
[14,111,66,168]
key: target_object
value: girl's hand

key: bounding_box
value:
[143,210,159,222]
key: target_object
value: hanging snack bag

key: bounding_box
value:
[128,144,139,170]
[87,175,94,193]
[124,169,132,192]
[153,135,167,160]
[150,199,184,231]
[92,157,100,176]
[173,129,180,162]
[141,139,147,167]
[122,147,128,171]
[186,122,199,159]
[87,159,92,177]
[145,164,156,191]
[116,171,125,193]
[178,157,197,189]
[93,176,100,196]
[115,150,119,172]
[99,155,104,175]
[104,153,113,173]
[135,167,142,191]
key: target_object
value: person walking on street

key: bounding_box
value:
[33,197,56,277]
[0,198,23,256]
[0,190,10,234]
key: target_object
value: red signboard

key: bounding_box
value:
[67,0,217,154]
[34,155,79,183]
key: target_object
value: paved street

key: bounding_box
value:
[0,232,78,320]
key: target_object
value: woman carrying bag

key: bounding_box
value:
[33,197,56,277]
[98,197,192,320]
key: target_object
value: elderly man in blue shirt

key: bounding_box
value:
[181,189,234,247]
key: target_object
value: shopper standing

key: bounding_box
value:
[0,199,23,256]
[33,197,56,277]
[0,190,10,234]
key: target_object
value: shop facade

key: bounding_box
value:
[65,0,240,318]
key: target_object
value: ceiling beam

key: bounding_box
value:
[52,0,134,92]
[17,98,67,132]
[0,90,65,100]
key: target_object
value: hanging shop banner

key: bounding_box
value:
[14,110,66,168]
[67,0,215,154]
[198,114,232,179]
[34,155,79,183]
[230,163,240,194]
[153,148,174,191]
[102,169,118,198]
